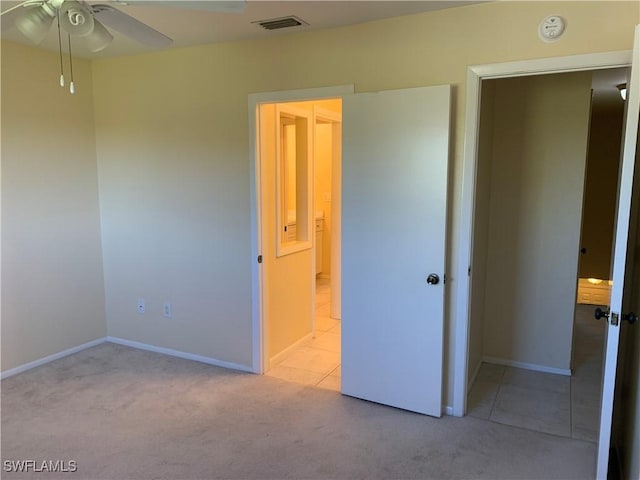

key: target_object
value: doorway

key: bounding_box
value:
[455,51,634,418]
[258,98,342,390]
[465,70,591,437]
[464,68,629,440]
[250,84,451,418]
[248,85,352,377]
[259,98,343,390]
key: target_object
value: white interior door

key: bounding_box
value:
[596,24,640,479]
[341,85,450,416]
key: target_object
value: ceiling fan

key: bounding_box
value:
[1,0,246,93]
[1,0,247,51]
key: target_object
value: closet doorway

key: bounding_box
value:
[464,64,632,446]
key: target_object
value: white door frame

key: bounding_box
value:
[248,85,354,373]
[453,50,633,416]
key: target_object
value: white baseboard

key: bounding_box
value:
[269,332,313,369]
[1,337,107,380]
[106,337,254,373]
[483,356,571,376]
[1,336,254,380]
[468,360,483,393]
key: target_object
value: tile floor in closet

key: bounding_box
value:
[467,303,605,442]
[265,277,341,391]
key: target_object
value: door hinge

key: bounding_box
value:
[468,266,471,276]
[257,255,263,264]
[444,274,447,284]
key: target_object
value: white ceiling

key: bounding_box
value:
[1,0,484,58]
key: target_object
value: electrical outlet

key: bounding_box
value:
[163,302,172,318]
[137,298,146,314]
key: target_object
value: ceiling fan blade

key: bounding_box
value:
[85,18,113,52]
[89,3,172,48]
[117,1,247,14]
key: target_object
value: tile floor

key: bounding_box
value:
[467,303,606,441]
[265,277,342,391]
[267,285,604,439]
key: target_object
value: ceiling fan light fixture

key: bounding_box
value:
[14,5,55,44]
[85,19,113,52]
[59,1,94,36]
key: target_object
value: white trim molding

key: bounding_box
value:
[1,337,255,381]
[0,337,107,380]
[453,49,633,418]
[483,356,572,377]
[107,337,254,373]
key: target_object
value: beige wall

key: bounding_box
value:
[0,1,632,390]
[1,42,106,372]
[579,107,625,280]
[481,72,592,371]
[88,1,639,394]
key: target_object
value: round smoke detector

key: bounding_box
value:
[538,15,566,42]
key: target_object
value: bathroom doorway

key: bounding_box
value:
[257,97,343,390]
[251,83,451,417]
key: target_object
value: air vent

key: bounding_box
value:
[254,16,309,31]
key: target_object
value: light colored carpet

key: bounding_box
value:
[1,343,596,479]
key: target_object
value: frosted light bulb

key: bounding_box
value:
[60,74,65,87]
[70,81,75,94]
